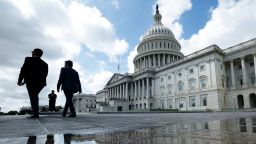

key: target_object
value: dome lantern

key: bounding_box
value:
[154,4,162,24]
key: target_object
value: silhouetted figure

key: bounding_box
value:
[57,60,81,117]
[64,134,72,144]
[27,136,36,144]
[45,135,54,144]
[18,48,48,118]
[48,90,57,112]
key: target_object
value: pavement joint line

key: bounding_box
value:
[36,119,50,134]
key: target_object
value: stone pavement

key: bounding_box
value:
[0,112,256,140]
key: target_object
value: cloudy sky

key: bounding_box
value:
[0,0,256,112]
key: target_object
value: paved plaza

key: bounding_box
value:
[0,112,256,143]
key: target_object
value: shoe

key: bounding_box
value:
[62,114,66,117]
[68,114,76,118]
[26,115,39,119]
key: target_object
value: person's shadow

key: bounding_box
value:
[45,135,54,144]
[64,134,72,144]
[27,136,36,144]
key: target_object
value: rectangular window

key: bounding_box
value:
[178,81,183,92]
[175,98,179,109]
[167,99,172,109]
[200,95,207,106]
[160,100,165,109]
[167,84,172,95]
[200,78,206,89]
[189,96,196,107]
[179,97,186,108]
[189,79,195,91]
[160,86,165,96]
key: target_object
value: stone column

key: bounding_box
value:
[116,85,118,100]
[131,83,134,100]
[119,84,122,100]
[163,54,166,65]
[254,54,256,86]
[149,55,152,67]
[142,78,145,98]
[230,60,236,89]
[113,86,116,99]
[241,57,247,88]
[123,83,125,100]
[144,57,146,68]
[158,54,161,66]
[153,54,155,67]
[167,54,170,64]
[147,78,149,98]
[152,78,155,97]
[135,81,137,99]
[109,88,111,100]
[126,82,128,100]
[138,79,141,98]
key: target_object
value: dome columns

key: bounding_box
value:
[134,53,183,71]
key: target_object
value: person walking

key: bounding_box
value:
[18,48,48,118]
[57,60,81,117]
[48,90,57,112]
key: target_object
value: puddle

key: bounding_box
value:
[1,117,256,143]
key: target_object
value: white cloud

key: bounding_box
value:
[111,0,119,10]
[180,0,256,55]
[127,45,138,73]
[155,0,192,39]
[68,2,128,61]
[82,70,113,94]
[0,0,127,112]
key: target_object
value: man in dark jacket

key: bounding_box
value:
[57,60,81,117]
[18,48,48,118]
[48,90,57,112]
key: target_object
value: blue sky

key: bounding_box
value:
[77,0,218,73]
[0,0,256,112]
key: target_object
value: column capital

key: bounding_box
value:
[240,56,246,59]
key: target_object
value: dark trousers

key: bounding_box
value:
[49,100,56,111]
[63,90,76,116]
[26,84,44,116]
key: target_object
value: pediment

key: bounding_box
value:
[106,73,124,85]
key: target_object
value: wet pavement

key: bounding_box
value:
[0,112,256,143]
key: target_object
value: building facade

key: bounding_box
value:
[96,6,256,112]
[73,94,96,112]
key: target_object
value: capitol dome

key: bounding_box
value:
[133,4,184,72]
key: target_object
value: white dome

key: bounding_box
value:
[142,23,175,41]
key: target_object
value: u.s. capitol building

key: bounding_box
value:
[96,6,256,112]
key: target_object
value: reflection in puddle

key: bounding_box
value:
[1,117,256,144]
